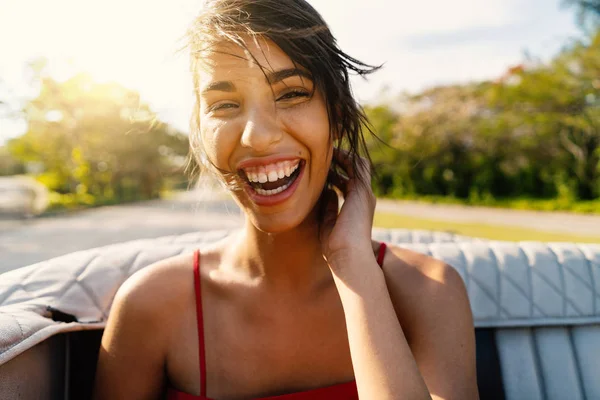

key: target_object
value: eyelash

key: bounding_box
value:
[211,103,237,112]
[277,89,311,101]
[209,89,310,112]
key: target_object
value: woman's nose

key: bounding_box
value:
[240,107,283,152]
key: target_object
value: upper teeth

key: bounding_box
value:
[243,160,300,183]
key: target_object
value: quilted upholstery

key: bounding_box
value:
[496,326,600,400]
[0,228,478,365]
[401,241,600,328]
[0,228,599,400]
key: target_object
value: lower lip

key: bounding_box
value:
[243,162,305,207]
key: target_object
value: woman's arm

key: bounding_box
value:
[93,268,170,400]
[329,250,431,400]
[320,149,477,399]
[330,248,479,400]
[384,247,479,400]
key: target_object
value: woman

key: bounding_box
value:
[93,1,478,399]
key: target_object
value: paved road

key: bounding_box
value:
[0,191,243,274]
[376,200,600,238]
[1,191,599,274]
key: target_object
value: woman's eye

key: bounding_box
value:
[277,90,310,101]
[210,102,238,112]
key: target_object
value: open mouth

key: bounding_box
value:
[240,160,305,197]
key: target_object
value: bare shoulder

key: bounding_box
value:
[94,251,198,399]
[379,243,479,399]
[103,250,202,355]
[379,243,471,332]
[111,233,232,331]
[383,244,466,296]
[114,252,195,319]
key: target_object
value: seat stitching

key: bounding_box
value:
[561,262,596,312]
[1,265,48,304]
[578,247,598,316]
[530,268,585,316]
[124,250,143,277]
[0,285,24,306]
[531,328,548,400]
[500,268,549,317]
[546,245,568,316]
[467,274,512,316]
[73,254,100,279]
[75,278,109,320]
[567,327,587,400]
[520,247,535,318]
[15,267,42,288]
[522,245,585,316]
[488,246,502,318]
[0,311,24,340]
[458,245,470,293]
[559,258,595,292]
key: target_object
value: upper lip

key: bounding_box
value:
[236,155,303,170]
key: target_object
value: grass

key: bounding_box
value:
[381,194,600,215]
[373,212,600,243]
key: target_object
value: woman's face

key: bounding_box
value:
[196,37,333,233]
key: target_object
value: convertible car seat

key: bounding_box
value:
[1,229,598,400]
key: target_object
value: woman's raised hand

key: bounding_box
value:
[319,148,376,269]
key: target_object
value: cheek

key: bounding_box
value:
[305,110,332,170]
[200,119,238,171]
[283,102,331,157]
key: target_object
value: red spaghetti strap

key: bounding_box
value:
[193,250,207,397]
[376,242,387,267]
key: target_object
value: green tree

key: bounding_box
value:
[7,68,189,207]
[364,105,400,195]
[0,146,25,176]
[563,0,600,30]
[364,29,599,204]
[491,31,600,200]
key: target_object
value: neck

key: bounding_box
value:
[231,209,332,294]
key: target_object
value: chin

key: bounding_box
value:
[247,209,309,235]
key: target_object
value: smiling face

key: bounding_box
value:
[195,38,334,233]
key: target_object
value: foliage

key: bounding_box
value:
[6,68,189,209]
[562,0,600,31]
[0,146,25,176]
[365,29,600,208]
[4,16,599,215]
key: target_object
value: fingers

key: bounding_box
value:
[331,148,371,189]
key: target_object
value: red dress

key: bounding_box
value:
[168,243,388,400]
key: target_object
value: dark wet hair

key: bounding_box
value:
[185,0,381,191]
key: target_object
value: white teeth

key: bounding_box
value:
[258,172,268,183]
[242,160,301,182]
[267,170,279,182]
[254,180,293,196]
[243,160,302,198]
[247,172,259,182]
[286,162,299,177]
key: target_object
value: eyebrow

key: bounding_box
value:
[201,81,235,94]
[201,68,313,94]
[265,68,313,84]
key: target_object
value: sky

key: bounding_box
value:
[0,0,582,142]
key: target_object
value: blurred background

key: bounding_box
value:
[0,0,599,272]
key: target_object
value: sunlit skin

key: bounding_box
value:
[197,39,333,235]
[93,36,479,400]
